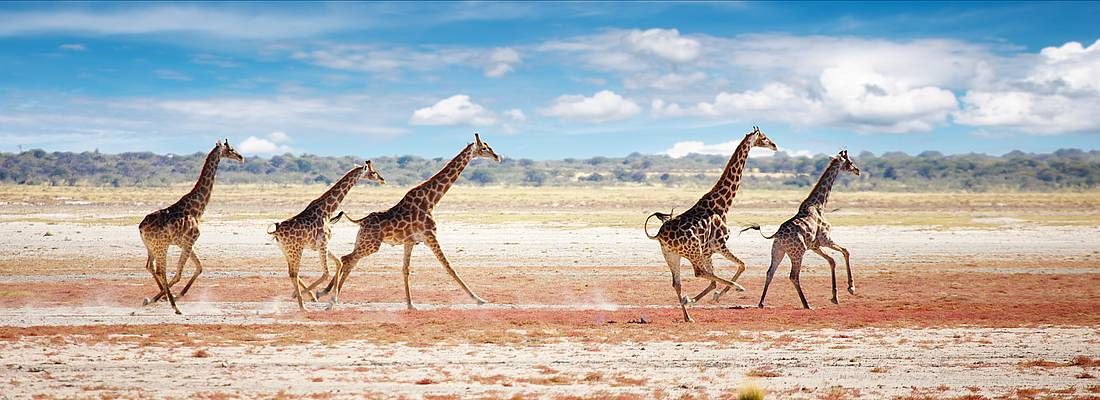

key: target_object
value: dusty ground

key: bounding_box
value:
[1,186,1098,399]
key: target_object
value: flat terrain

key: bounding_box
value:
[1,185,1098,399]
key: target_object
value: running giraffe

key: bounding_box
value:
[269,161,385,312]
[745,150,861,309]
[138,139,244,314]
[645,127,777,322]
[318,133,501,310]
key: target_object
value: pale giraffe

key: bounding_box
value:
[138,139,244,314]
[317,133,501,310]
[645,127,777,322]
[268,161,385,312]
[745,150,861,309]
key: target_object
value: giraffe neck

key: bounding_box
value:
[695,133,755,215]
[799,158,842,212]
[182,146,223,217]
[419,143,476,208]
[311,165,365,217]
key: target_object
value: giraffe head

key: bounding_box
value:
[217,139,245,163]
[472,133,502,162]
[836,150,861,176]
[361,160,386,185]
[749,126,778,151]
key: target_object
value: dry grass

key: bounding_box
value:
[745,367,781,378]
[737,383,766,400]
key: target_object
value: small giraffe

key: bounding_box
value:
[645,127,777,322]
[746,150,861,309]
[138,139,243,314]
[317,133,501,310]
[269,160,385,312]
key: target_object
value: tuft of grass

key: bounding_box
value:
[1071,355,1100,367]
[415,378,436,385]
[870,366,889,373]
[745,367,781,378]
[192,348,211,358]
[737,383,766,400]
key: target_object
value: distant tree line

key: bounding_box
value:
[1,148,1098,191]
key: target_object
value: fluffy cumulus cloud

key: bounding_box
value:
[541,90,640,122]
[665,140,814,159]
[624,28,700,63]
[293,44,521,78]
[239,131,296,155]
[954,39,1100,134]
[410,95,498,126]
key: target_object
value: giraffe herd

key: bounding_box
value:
[138,129,861,320]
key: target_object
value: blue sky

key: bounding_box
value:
[1,2,1098,159]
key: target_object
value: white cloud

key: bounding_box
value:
[665,140,814,159]
[541,90,640,122]
[155,69,193,81]
[58,43,86,51]
[410,95,498,126]
[293,44,521,78]
[625,28,701,63]
[191,53,239,68]
[954,39,1100,134]
[0,7,356,39]
[505,109,526,121]
[239,132,296,155]
[484,47,521,77]
[626,71,708,91]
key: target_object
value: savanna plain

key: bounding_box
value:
[1,185,1098,399]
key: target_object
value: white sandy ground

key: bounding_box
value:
[4,220,1099,273]
[1,328,1097,399]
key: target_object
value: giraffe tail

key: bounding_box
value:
[644,208,675,239]
[267,222,280,235]
[330,211,363,224]
[740,224,777,239]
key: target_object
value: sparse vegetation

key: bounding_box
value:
[3,148,1099,191]
[738,383,766,400]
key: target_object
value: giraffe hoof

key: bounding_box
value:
[831,298,839,305]
[684,316,695,323]
[757,303,765,309]
[734,283,746,292]
[142,298,151,306]
[406,305,417,311]
[711,292,722,303]
[174,309,182,315]
[325,303,335,311]
[848,287,856,295]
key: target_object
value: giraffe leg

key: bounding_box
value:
[424,233,487,305]
[177,251,203,298]
[284,248,307,312]
[788,250,811,310]
[148,245,202,303]
[758,243,785,308]
[140,249,156,306]
[402,242,416,310]
[813,248,840,305]
[152,250,181,314]
[661,246,692,323]
[713,245,747,302]
[325,236,382,309]
[823,241,855,295]
[692,256,741,303]
[691,281,717,303]
[304,246,332,299]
